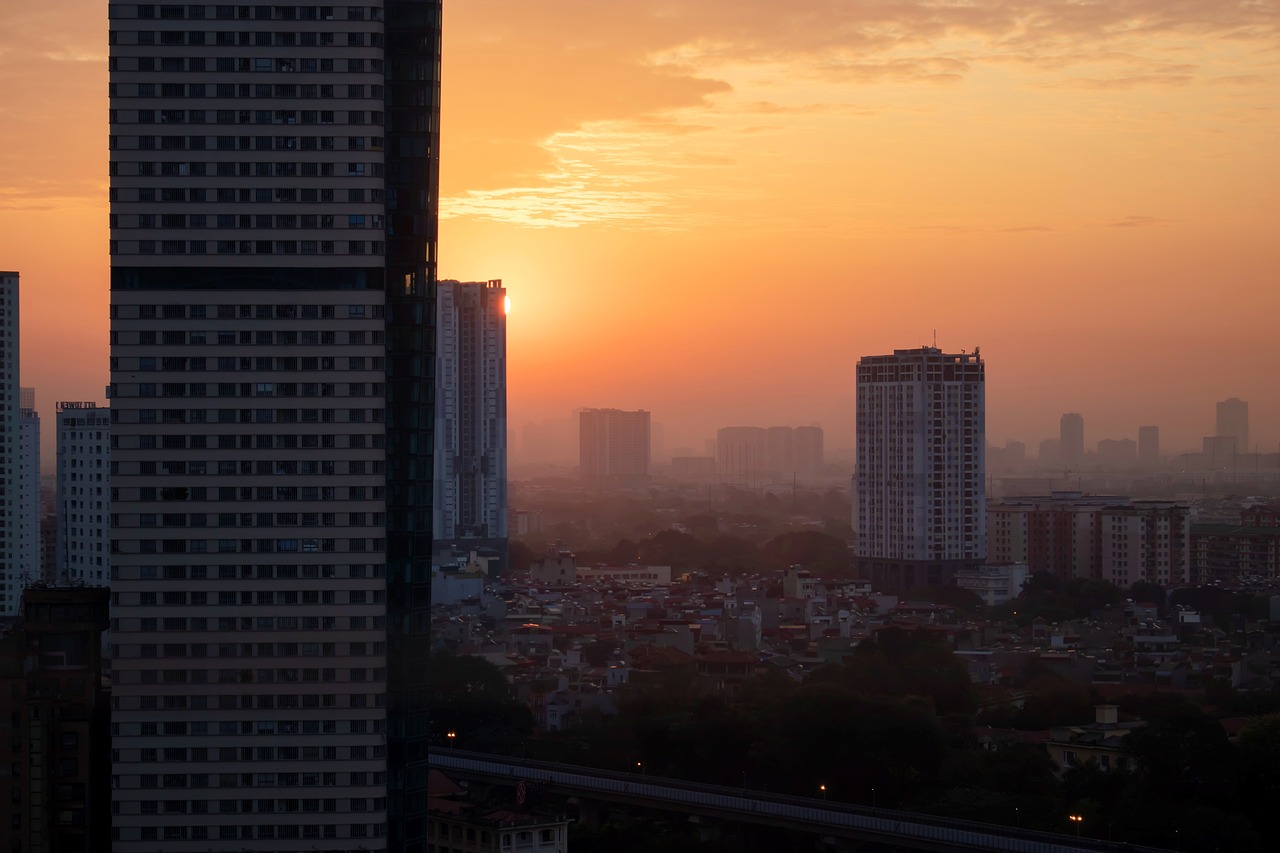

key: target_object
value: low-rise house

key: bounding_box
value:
[1044,705,1146,775]
[428,770,570,853]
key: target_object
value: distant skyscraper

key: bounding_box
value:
[579,409,651,484]
[1203,435,1238,462]
[1004,438,1026,467]
[855,347,986,593]
[0,273,19,615]
[108,1,441,848]
[765,426,794,478]
[1138,425,1160,469]
[434,279,507,563]
[794,426,825,479]
[56,401,111,585]
[1038,437,1061,469]
[716,426,765,487]
[1096,438,1137,469]
[18,392,40,595]
[1216,397,1249,454]
[1060,413,1084,468]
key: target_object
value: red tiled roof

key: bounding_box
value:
[428,770,466,797]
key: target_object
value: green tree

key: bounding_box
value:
[760,530,849,570]
[637,529,705,569]
[426,651,533,747]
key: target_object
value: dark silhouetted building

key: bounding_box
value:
[108,1,441,848]
[855,347,986,593]
[1138,425,1159,469]
[1060,412,1084,468]
[1216,397,1249,455]
[0,273,20,614]
[0,586,110,853]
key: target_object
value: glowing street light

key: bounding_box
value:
[446,730,456,745]
[819,784,827,800]
[1069,814,1083,836]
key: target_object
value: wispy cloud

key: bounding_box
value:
[444,0,1280,230]
[1107,215,1180,228]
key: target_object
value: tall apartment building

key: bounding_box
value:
[433,279,507,565]
[18,397,41,596]
[716,426,765,487]
[108,2,441,850]
[794,425,824,479]
[1137,425,1159,469]
[717,425,824,486]
[854,347,986,593]
[56,402,112,585]
[1216,397,1249,454]
[578,408,650,484]
[0,274,22,617]
[1192,504,1280,583]
[987,492,1190,587]
[1060,412,1084,468]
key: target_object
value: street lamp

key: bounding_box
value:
[446,730,456,746]
[870,787,876,809]
[819,784,827,801]
[1069,814,1083,836]
[635,761,644,776]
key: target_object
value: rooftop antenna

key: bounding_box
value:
[933,329,937,347]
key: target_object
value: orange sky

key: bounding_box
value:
[2,1,1278,461]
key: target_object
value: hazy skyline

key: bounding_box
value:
[2,1,1278,456]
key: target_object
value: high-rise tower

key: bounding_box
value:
[56,401,112,585]
[1137,425,1159,469]
[108,2,440,850]
[17,392,41,594]
[1060,412,1084,468]
[1216,397,1249,455]
[579,409,651,485]
[0,274,22,616]
[433,279,507,566]
[854,347,986,593]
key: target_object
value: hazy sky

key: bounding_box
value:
[2,1,1278,458]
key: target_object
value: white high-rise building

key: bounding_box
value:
[56,401,112,584]
[108,2,442,850]
[0,274,22,616]
[855,347,986,593]
[18,390,41,590]
[433,279,507,561]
